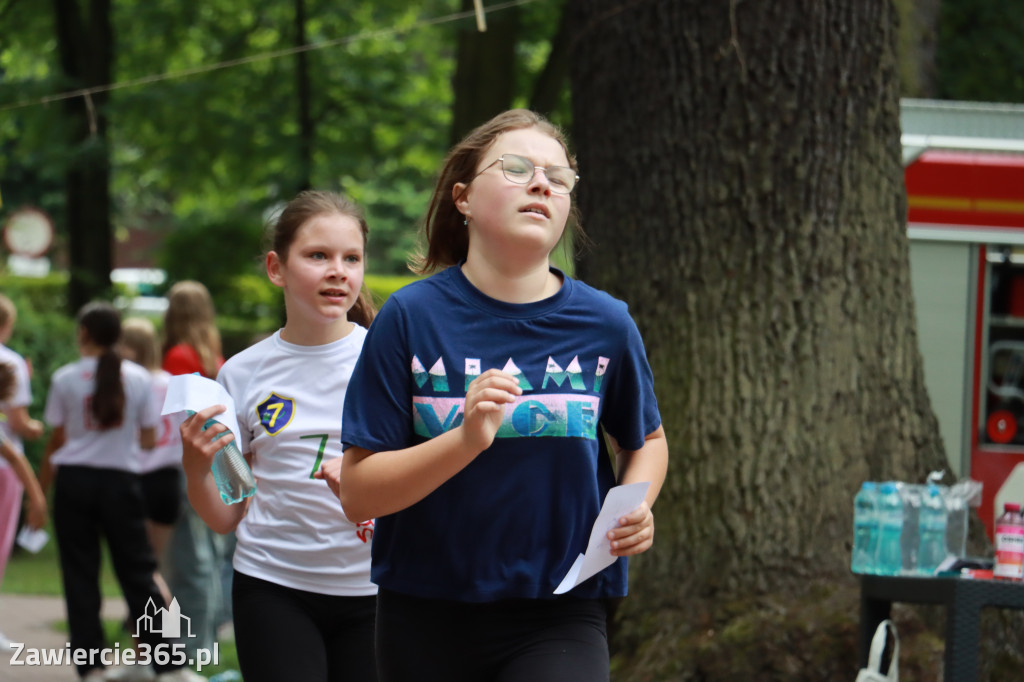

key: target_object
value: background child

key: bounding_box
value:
[0,360,47,654]
[333,109,669,681]
[160,280,229,661]
[120,317,181,598]
[0,294,45,654]
[42,301,200,681]
[183,190,378,681]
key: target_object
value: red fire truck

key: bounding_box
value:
[903,99,1024,539]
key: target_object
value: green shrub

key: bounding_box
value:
[365,273,419,302]
[0,277,78,467]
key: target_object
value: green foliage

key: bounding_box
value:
[158,208,267,301]
[365,272,419,301]
[937,0,1024,103]
[2,0,569,283]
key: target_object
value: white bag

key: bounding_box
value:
[855,619,899,682]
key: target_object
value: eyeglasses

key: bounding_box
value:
[472,154,579,194]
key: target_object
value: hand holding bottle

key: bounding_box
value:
[181,404,256,505]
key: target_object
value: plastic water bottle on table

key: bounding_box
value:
[875,482,904,576]
[851,482,879,574]
[916,483,947,575]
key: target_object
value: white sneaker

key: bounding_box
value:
[0,631,13,655]
[105,664,156,681]
[155,668,206,681]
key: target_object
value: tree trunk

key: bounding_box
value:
[53,0,113,313]
[294,0,313,193]
[528,7,569,115]
[449,0,519,146]
[566,1,981,678]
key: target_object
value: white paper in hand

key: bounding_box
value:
[161,374,242,446]
[16,525,49,554]
[554,481,650,594]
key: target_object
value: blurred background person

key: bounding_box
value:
[161,281,231,662]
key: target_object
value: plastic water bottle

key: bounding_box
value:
[851,482,879,574]
[209,671,243,682]
[875,482,904,576]
[916,484,948,575]
[189,410,256,505]
[994,502,1024,581]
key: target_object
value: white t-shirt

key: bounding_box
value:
[139,369,184,474]
[0,343,34,467]
[44,357,157,472]
[221,327,375,596]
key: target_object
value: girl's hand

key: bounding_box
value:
[461,369,522,453]
[313,457,342,499]
[180,405,232,479]
[608,501,655,557]
[25,497,48,530]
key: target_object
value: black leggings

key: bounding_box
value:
[54,466,184,678]
[376,588,610,682]
[231,570,377,682]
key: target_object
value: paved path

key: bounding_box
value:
[0,594,127,681]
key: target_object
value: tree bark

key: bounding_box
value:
[53,0,113,313]
[449,0,519,146]
[567,0,971,678]
[528,7,569,115]
[294,0,313,193]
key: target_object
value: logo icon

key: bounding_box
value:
[133,597,195,639]
[258,393,295,435]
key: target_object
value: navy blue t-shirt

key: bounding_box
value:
[342,265,661,602]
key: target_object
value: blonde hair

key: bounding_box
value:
[120,317,160,371]
[0,294,16,331]
[162,281,222,378]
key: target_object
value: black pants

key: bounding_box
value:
[232,570,378,682]
[376,588,610,682]
[54,466,184,677]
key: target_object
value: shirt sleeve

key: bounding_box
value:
[9,355,32,408]
[598,308,662,452]
[43,375,65,427]
[342,298,415,453]
[162,345,202,376]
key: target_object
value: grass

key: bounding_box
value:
[4,522,240,679]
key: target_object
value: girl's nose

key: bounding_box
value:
[526,167,552,194]
[327,256,347,277]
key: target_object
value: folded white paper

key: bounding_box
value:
[554,481,650,594]
[161,374,242,446]
[16,525,49,554]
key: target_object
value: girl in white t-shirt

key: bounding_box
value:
[181,190,378,681]
[42,302,200,682]
[119,318,184,569]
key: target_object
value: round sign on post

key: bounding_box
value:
[3,207,54,258]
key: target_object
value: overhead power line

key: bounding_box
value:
[0,0,538,114]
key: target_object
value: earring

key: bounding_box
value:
[464,217,468,226]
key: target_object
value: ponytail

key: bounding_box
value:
[93,348,125,428]
[77,302,125,429]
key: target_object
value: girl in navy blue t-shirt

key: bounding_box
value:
[328,109,669,682]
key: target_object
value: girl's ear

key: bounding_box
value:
[452,183,470,219]
[266,251,285,287]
